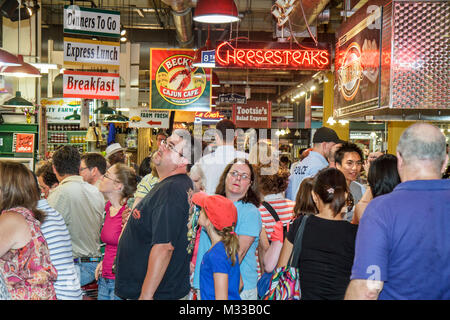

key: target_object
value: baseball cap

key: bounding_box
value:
[192,192,237,231]
[313,127,344,144]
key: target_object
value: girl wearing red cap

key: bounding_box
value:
[192,192,241,300]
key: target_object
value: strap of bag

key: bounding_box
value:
[261,201,287,240]
[288,215,309,267]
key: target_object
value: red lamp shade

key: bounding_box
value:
[193,0,240,24]
[0,55,41,78]
[0,49,20,67]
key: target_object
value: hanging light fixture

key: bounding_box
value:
[0,48,20,67]
[193,0,240,24]
[0,54,41,77]
[94,101,115,114]
[2,90,34,108]
[1,3,40,78]
[104,111,129,123]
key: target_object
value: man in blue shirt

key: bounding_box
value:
[345,123,450,300]
[286,127,344,200]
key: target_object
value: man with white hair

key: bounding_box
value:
[345,123,450,300]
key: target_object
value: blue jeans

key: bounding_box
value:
[75,261,98,286]
[97,277,121,300]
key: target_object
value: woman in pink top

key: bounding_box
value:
[96,163,137,300]
[0,161,57,300]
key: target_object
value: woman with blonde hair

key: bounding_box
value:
[0,161,57,300]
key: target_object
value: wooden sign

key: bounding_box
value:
[232,101,272,129]
[63,71,120,100]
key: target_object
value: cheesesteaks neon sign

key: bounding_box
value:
[215,41,330,70]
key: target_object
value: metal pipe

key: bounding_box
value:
[161,0,194,47]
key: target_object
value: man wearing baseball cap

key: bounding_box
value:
[286,127,345,200]
[192,193,241,300]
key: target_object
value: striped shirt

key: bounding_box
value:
[38,199,83,300]
[257,193,295,277]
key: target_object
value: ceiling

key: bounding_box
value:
[39,0,368,122]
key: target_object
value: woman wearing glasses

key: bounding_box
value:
[193,158,262,300]
[95,163,138,300]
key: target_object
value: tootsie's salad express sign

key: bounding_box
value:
[233,101,272,129]
[150,48,211,111]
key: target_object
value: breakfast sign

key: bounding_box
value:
[150,48,211,111]
[63,70,120,100]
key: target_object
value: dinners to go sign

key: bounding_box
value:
[64,5,120,38]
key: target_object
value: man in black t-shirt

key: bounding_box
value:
[115,129,201,300]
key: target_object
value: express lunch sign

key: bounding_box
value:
[232,101,272,129]
[150,48,211,111]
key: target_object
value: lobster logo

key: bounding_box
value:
[155,54,207,106]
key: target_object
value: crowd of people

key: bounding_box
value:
[0,120,449,300]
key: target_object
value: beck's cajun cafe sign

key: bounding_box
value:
[63,5,120,38]
[63,71,119,100]
[150,48,211,112]
[232,101,272,129]
[64,37,120,69]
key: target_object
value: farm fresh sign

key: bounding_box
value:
[64,5,120,38]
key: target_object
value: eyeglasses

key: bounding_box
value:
[79,166,90,172]
[103,172,121,183]
[345,160,363,167]
[228,170,251,181]
[161,139,184,158]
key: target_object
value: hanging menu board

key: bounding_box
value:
[63,5,120,38]
[64,37,120,69]
[63,71,120,100]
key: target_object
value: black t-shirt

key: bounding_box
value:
[115,174,193,300]
[287,215,358,300]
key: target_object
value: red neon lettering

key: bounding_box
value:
[255,50,264,64]
[215,42,230,65]
[273,50,283,64]
[246,50,255,65]
[236,50,246,65]
[283,51,292,64]
[292,51,302,65]
[302,51,311,65]
[320,51,329,66]
[310,51,321,67]
[264,50,274,64]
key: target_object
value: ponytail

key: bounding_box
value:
[218,226,240,266]
[313,168,349,217]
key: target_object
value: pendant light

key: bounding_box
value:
[0,48,20,67]
[0,3,41,78]
[2,90,33,108]
[193,0,240,24]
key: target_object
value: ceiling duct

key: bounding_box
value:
[161,0,194,47]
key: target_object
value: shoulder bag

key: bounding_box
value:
[260,214,309,300]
